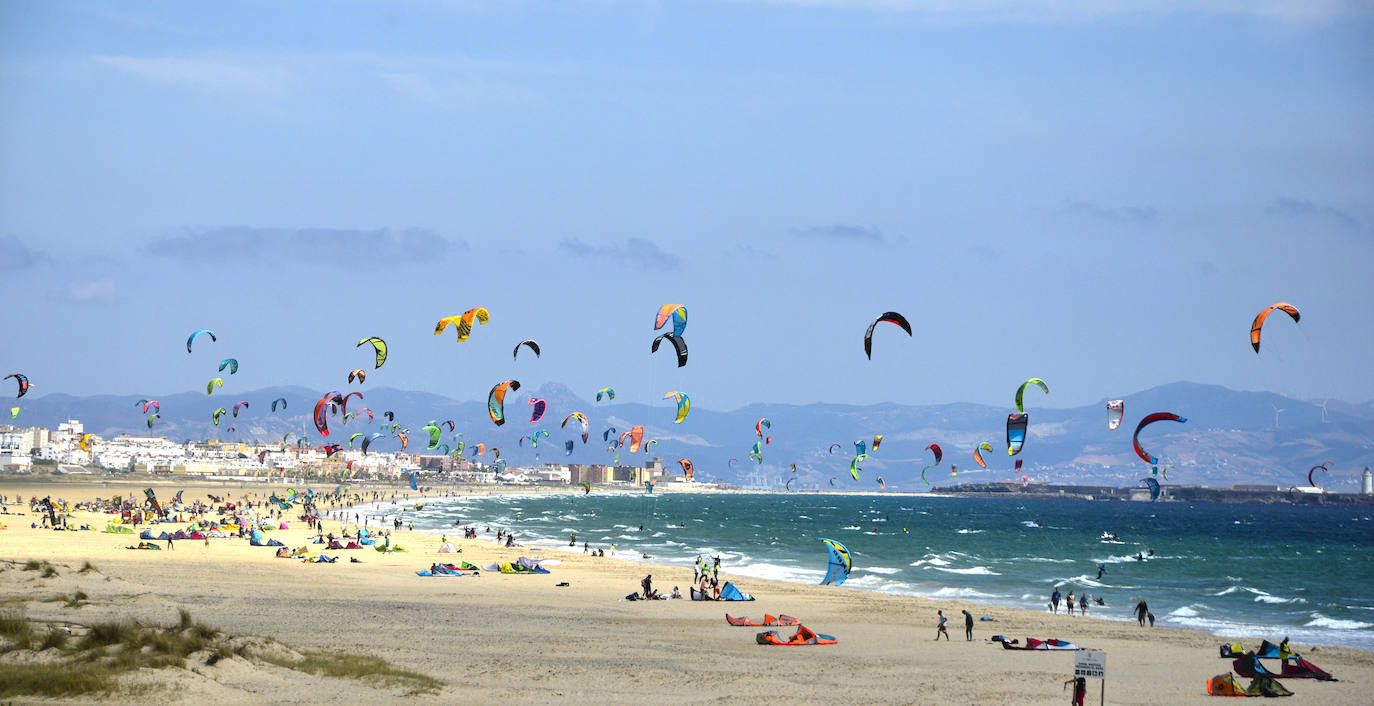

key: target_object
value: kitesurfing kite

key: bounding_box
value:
[488,380,520,426]
[4,374,29,398]
[1308,464,1329,488]
[218,359,238,375]
[206,378,224,395]
[863,311,912,359]
[528,397,547,423]
[651,332,688,368]
[678,458,694,481]
[1107,400,1124,431]
[1006,413,1028,456]
[973,442,994,469]
[357,336,388,368]
[596,388,615,402]
[348,369,366,384]
[1014,378,1049,413]
[186,329,216,353]
[1132,412,1187,465]
[434,307,490,342]
[654,304,688,338]
[514,339,541,360]
[664,390,690,423]
[1140,477,1161,502]
[271,398,287,413]
[920,443,943,484]
[561,412,589,443]
[819,538,852,587]
[1250,302,1300,353]
[233,401,249,417]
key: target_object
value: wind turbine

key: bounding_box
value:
[1318,399,1330,423]
[1271,402,1287,429]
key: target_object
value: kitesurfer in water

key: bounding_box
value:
[1096,564,1105,580]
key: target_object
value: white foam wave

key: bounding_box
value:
[956,529,984,534]
[1021,557,1076,564]
[1255,595,1306,605]
[859,567,902,575]
[1304,614,1374,630]
[935,566,1000,576]
[929,586,1004,600]
[1169,605,1203,618]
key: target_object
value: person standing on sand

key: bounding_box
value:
[1079,593,1088,616]
[1147,611,1155,627]
[935,610,949,640]
[641,573,653,599]
[1134,600,1148,626]
[1050,587,1062,614]
[962,609,974,641]
[1066,591,1075,616]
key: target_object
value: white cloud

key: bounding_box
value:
[93,55,294,99]
[59,277,116,304]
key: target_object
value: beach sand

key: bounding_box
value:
[3,479,1371,704]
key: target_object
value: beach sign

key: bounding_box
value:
[1074,650,1105,679]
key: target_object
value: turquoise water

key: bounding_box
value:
[397,492,1374,650]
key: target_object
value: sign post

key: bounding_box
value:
[1074,650,1106,705]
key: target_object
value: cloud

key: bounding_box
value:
[1063,201,1158,224]
[787,224,885,243]
[557,237,684,270]
[94,55,294,100]
[725,244,778,261]
[1265,198,1361,230]
[144,227,467,265]
[0,235,44,271]
[52,277,117,304]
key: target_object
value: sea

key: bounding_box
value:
[384,491,1374,651]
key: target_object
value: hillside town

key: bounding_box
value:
[0,419,686,489]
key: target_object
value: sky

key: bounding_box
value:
[1,0,1372,414]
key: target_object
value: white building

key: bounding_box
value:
[1362,468,1372,495]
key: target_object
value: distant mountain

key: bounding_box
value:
[10,381,1373,492]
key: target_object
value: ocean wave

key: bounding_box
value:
[1254,595,1307,605]
[911,555,952,567]
[1169,604,1207,618]
[935,566,1000,576]
[1020,557,1076,564]
[1304,614,1374,630]
[956,529,984,534]
[929,586,1005,600]
[858,567,902,575]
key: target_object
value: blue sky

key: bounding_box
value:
[1,0,1371,412]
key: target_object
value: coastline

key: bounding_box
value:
[4,479,1373,704]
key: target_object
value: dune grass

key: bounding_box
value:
[254,650,443,696]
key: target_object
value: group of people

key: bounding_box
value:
[633,573,682,600]
[1049,587,1101,616]
[934,609,977,641]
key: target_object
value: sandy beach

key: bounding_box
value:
[3,479,1371,704]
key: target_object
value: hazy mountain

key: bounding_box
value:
[11,381,1373,492]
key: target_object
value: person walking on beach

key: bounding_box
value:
[1147,611,1155,627]
[935,610,949,641]
[1066,591,1075,616]
[1050,587,1062,614]
[641,573,653,600]
[962,609,974,641]
[1079,592,1088,616]
[1134,599,1149,626]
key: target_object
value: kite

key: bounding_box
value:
[676,458,695,482]
[441,307,490,342]
[212,408,227,426]
[146,414,159,429]
[1250,302,1300,353]
[664,390,690,423]
[876,476,886,490]
[819,538,852,587]
[528,397,547,423]
[9,407,16,419]
[513,339,541,360]
[357,336,388,368]
[1308,464,1329,488]
[596,387,615,402]
[232,401,249,418]
[1006,413,1028,456]
[1140,477,1161,502]
[186,329,216,353]
[271,398,287,413]
[756,418,771,437]
[651,332,688,368]
[348,369,366,384]
[854,439,866,456]
[828,443,841,454]
[785,477,795,492]
[423,424,442,450]
[218,359,238,375]
[314,392,341,437]
[872,434,883,452]
[1132,412,1187,465]
[581,481,591,495]
[136,399,160,414]
[206,378,224,395]
[1107,400,1124,431]
[565,440,575,455]
[561,412,589,443]
[920,443,943,484]
[1014,378,1049,413]
[850,453,868,480]
[626,425,645,453]
[488,380,521,426]
[348,432,365,449]
[863,311,912,359]
[654,304,688,338]
[3,374,29,399]
[973,442,994,469]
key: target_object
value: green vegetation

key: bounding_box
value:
[0,609,443,699]
[78,560,99,574]
[253,650,444,696]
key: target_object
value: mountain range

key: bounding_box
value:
[12,381,1373,492]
